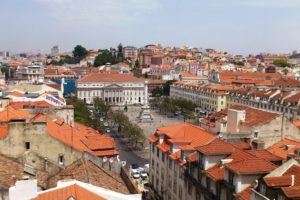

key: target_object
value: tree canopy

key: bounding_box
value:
[273,60,291,68]
[94,50,123,67]
[73,45,88,60]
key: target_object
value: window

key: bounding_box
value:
[178,186,182,199]
[228,171,234,185]
[25,142,30,150]
[169,159,173,169]
[162,153,165,162]
[188,182,192,195]
[58,155,64,165]
[196,191,200,200]
[157,148,160,158]
[152,143,155,153]
[206,177,211,191]
[254,131,259,138]
[260,183,266,195]
[278,194,285,200]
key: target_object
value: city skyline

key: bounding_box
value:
[1,0,300,55]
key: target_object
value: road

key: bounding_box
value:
[109,129,148,168]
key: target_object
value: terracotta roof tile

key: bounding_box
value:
[9,101,53,109]
[225,158,277,175]
[236,186,252,200]
[267,138,300,160]
[78,73,144,83]
[246,149,283,162]
[206,165,225,181]
[264,176,293,187]
[0,154,48,189]
[48,159,129,194]
[282,186,300,198]
[0,106,31,122]
[31,184,106,200]
[232,142,251,150]
[196,138,236,156]
[292,119,300,129]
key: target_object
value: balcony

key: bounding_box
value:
[184,169,216,200]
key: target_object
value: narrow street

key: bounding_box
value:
[109,129,148,168]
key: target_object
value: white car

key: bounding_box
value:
[140,171,148,180]
[131,169,140,179]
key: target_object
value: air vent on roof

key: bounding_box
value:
[24,164,36,176]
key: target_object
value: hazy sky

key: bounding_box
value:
[1,0,300,55]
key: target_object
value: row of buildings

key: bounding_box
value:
[148,119,300,200]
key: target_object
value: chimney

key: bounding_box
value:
[227,109,246,134]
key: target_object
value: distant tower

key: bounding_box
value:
[51,45,60,56]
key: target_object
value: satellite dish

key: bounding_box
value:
[109,158,114,163]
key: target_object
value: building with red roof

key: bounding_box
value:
[77,73,146,105]
[0,106,119,178]
[200,104,300,149]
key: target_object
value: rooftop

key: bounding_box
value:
[78,73,144,83]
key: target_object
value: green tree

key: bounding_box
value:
[94,50,122,67]
[73,45,88,60]
[163,80,176,96]
[0,67,9,79]
[93,97,110,118]
[273,60,291,68]
[134,59,139,68]
[117,43,123,58]
[152,86,163,97]
[67,97,92,126]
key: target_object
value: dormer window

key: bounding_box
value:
[228,171,234,185]
[254,131,259,139]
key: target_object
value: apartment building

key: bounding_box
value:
[147,123,298,200]
[148,123,216,200]
[0,106,119,177]
[200,104,300,148]
[228,89,300,120]
[123,46,138,60]
[16,63,44,81]
[77,73,146,105]
[170,81,239,113]
[251,159,300,200]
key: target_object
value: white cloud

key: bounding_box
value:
[32,0,162,22]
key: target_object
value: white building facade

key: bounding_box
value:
[77,73,146,105]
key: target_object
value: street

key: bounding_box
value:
[110,129,148,168]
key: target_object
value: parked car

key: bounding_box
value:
[132,169,140,179]
[140,170,148,180]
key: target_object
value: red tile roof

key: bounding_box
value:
[9,101,53,109]
[196,138,236,156]
[282,186,300,199]
[31,184,106,200]
[232,142,251,150]
[78,73,144,83]
[267,138,300,160]
[246,149,283,162]
[47,159,129,194]
[229,104,280,127]
[0,106,31,122]
[236,186,252,200]
[292,119,300,129]
[149,123,216,165]
[264,176,293,187]
[206,165,225,181]
[225,158,277,175]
